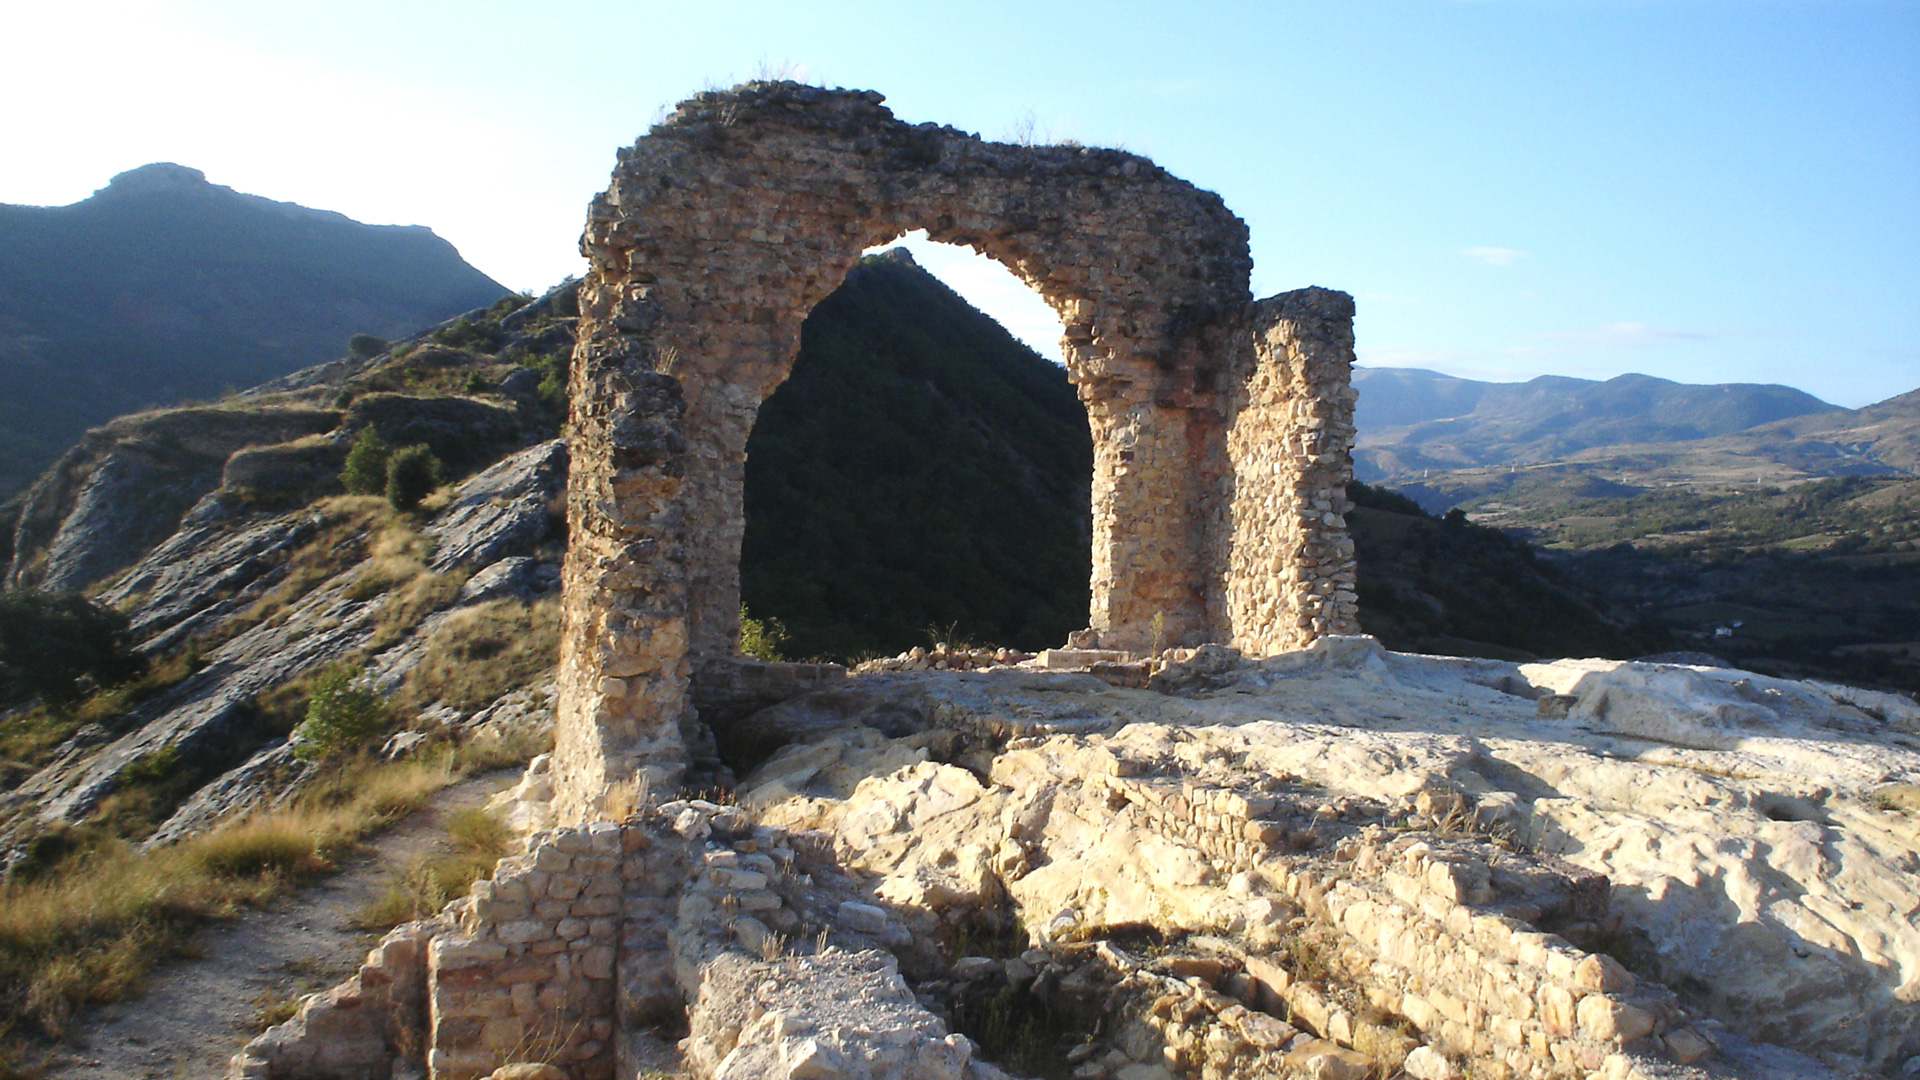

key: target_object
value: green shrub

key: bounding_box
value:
[291,665,387,761]
[739,604,789,661]
[340,428,392,495]
[0,592,144,710]
[346,333,388,360]
[384,445,443,511]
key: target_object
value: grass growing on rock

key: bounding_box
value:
[0,648,205,778]
[354,805,512,931]
[397,596,560,712]
[0,750,483,1049]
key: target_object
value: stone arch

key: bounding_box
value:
[555,83,1359,819]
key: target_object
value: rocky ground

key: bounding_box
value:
[706,638,1920,1079]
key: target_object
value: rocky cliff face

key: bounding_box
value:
[0,288,578,869]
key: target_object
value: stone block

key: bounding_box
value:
[1576,995,1656,1043]
[1664,1027,1713,1065]
[1539,984,1577,1036]
[496,920,553,946]
[1574,953,1636,993]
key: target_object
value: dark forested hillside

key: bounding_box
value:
[740,249,1093,660]
[0,163,509,494]
[737,250,1667,665]
[1344,483,1655,662]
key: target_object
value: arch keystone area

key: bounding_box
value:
[554,82,1359,819]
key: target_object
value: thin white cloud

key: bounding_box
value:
[1461,246,1529,267]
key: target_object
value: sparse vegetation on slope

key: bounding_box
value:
[1345,481,1657,661]
[0,751,471,1049]
[1493,476,1920,691]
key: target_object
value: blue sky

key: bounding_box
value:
[5,0,1915,406]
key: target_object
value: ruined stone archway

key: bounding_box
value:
[555,83,1359,819]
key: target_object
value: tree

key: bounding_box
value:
[340,427,392,495]
[290,664,387,760]
[0,591,144,709]
[385,444,443,511]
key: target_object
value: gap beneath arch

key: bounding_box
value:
[739,240,1092,662]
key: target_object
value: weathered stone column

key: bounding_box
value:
[1222,287,1361,654]
[552,225,695,823]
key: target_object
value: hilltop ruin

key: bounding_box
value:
[553,81,1359,822]
[229,84,1920,1080]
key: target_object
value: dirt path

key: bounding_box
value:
[35,770,520,1080]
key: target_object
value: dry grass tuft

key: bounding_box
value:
[397,597,559,711]
[355,806,512,932]
[603,774,649,822]
[0,753,464,1047]
[1866,783,1920,814]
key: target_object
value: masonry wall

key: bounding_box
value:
[238,769,1715,1080]
[554,81,1361,824]
[1042,760,1710,1079]
[1224,289,1362,653]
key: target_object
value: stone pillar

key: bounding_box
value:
[552,240,695,824]
[1223,287,1360,654]
[1069,302,1236,652]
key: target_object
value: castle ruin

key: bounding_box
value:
[552,83,1360,822]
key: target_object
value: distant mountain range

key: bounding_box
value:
[1352,367,1846,479]
[1354,367,1917,508]
[0,163,509,495]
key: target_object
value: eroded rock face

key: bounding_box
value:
[6,405,340,591]
[0,441,570,860]
[554,80,1360,822]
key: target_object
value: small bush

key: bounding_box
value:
[339,428,392,495]
[346,333,388,360]
[0,591,144,710]
[740,604,789,661]
[291,665,387,761]
[385,445,443,511]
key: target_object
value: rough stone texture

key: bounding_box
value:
[243,637,1917,1080]
[0,440,568,862]
[6,405,340,591]
[554,81,1359,821]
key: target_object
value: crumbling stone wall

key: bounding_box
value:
[239,748,1720,1080]
[556,80,1360,821]
[1223,291,1362,652]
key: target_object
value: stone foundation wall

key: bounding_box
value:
[1036,756,1713,1079]
[244,755,1721,1080]
[233,814,700,1080]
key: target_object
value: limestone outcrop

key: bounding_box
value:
[5,405,340,591]
[0,440,570,861]
[237,639,1920,1080]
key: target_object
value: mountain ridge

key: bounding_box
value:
[1352,365,1850,480]
[0,163,510,495]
